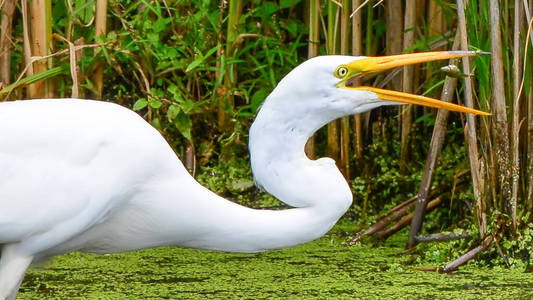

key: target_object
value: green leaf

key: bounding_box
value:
[148,99,162,109]
[186,45,220,73]
[153,17,171,33]
[280,0,301,9]
[502,240,512,250]
[0,66,69,96]
[251,88,268,113]
[258,2,278,16]
[174,111,192,140]
[168,85,182,101]
[167,104,181,122]
[133,99,148,111]
[151,117,161,130]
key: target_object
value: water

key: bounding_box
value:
[19,234,533,299]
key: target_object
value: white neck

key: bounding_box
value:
[178,99,352,252]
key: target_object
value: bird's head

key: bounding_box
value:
[250,51,489,208]
[263,51,489,125]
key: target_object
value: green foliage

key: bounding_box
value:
[88,0,305,158]
[348,118,469,222]
[195,154,283,208]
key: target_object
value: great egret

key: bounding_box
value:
[0,51,487,299]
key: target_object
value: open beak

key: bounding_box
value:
[337,51,490,116]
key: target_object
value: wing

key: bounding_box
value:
[0,99,185,253]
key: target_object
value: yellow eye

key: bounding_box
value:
[335,66,348,78]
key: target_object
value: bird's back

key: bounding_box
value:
[0,99,185,255]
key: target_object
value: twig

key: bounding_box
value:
[349,0,370,18]
[492,235,510,267]
[374,197,442,241]
[21,0,33,79]
[363,199,416,236]
[54,34,79,98]
[440,236,493,273]
[414,231,469,243]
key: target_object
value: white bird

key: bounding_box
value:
[0,51,487,299]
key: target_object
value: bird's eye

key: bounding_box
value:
[335,66,348,78]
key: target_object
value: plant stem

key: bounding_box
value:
[0,0,17,88]
[511,0,524,232]
[400,0,416,174]
[489,0,513,225]
[305,0,320,159]
[458,0,487,236]
[352,0,363,159]
[219,0,242,130]
[27,0,52,98]
[327,0,340,161]
[340,0,351,178]
[93,0,109,99]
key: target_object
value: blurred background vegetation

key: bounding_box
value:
[1,0,532,269]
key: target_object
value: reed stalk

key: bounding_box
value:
[426,0,444,86]
[386,0,402,87]
[305,0,320,159]
[93,0,109,99]
[400,0,416,174]
[28,0,53,98]
[219,0,242,130]
[352,0,363,159]
[489,0,513,219]
[458,0,486,236]
[21,0,35,97]
[525,0,533,214]
[327,0,340,161]
[0,0,17,88]
[511,0,524,232]
[340,0,351,178]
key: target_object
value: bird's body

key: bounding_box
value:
[0,53,487,299]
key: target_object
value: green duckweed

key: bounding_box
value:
[19,233,533,299]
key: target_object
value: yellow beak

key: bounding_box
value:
[338,51,490,116]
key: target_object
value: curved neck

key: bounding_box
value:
[142,102,352,253]
[249,102,352,208]
[149,97,352,253]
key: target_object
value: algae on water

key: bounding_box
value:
[19,233,533,299]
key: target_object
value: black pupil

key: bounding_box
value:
[340,68,346,76]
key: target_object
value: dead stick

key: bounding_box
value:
[414,231,469,243]
[370,184,466,237]
[406,31,461,249]
[440,236,493,273]
[374,197,442,240]
[364,199,417,236]
[492,236,510,267]
[373,194,418,223]
[373,170,470,226]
